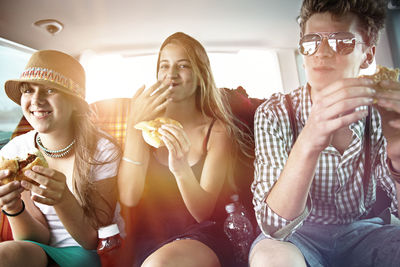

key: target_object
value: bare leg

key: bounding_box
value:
[142,239,221,267]
[0,240,48,267]
[249,238,306,267]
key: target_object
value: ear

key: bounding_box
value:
[71,101,80,113]
[360,45,375,69]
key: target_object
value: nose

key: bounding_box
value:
[167,65,178,78]
[315,37,335,57]
[30,89,46,105]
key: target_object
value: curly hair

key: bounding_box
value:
[298,0,388,46]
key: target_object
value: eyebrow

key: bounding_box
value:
[159,59,190,63]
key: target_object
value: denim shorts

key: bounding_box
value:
[251,217,400,267]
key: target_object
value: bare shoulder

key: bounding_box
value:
[210,119,229,135]
[207,119,231,149]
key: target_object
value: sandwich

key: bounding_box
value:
[0,151,48,186]
[360,65,399,91]
[134,117,183,148]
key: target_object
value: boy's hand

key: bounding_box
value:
[301,78,375,153]
[375,79,400,163]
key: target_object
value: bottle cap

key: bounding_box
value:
[98,224,120,239]
[225,203,236,213]
[230,194,239,202]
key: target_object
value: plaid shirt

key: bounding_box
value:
[251,86,398,240]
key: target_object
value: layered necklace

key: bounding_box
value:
[36,134,76,158]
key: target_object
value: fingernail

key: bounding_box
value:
[379,99,388,105]
[380,80,390,85]
[389,120,400,127]
[364,78,374,85]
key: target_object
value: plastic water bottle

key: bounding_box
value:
[224,201,254,264]
[97,224,122,267]
[230,194,250,218]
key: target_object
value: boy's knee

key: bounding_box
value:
[249,239,306,267]
[141,256,166,267]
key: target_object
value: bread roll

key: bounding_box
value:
[0,151,48,186]
[0,157,18,184]
[134,117,183,148]
[360,65,399,91]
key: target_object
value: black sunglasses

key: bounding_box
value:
[298,32,365,56]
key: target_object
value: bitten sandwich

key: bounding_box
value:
[134,117,183,148]
[0,151,48,186]
[360,65,400,91]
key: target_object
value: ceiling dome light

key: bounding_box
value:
[388,0,400,9]
[33,19,64,35]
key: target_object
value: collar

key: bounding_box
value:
[298,83,312,127]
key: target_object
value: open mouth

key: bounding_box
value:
[31,111,51,117]
[168,82,180,89]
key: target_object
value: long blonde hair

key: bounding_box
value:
[20,82,121,228]
[156,32,253,189]
[71,97,121,229]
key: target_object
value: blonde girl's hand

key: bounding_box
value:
[159,124,191,175]
[0,170,24,213]
[128,78,172,126]
[21,165,69,206]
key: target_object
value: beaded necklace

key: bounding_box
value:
[36,135,75,158]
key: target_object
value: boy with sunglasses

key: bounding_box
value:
[250,0,400,266]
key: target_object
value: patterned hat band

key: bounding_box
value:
[20,67,85,99]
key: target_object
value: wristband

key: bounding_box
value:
[2,200,25,217]
[122,157,143,165]
[387,159,400,184]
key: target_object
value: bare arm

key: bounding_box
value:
[266,78,375,220]
[118,81,171,207]
[160,121,230,222]
[22,166,103,249]
[375,79,400,216]
[118,128,150,206]
[0,174,50,243]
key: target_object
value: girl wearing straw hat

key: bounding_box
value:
[118,32,252,267]
[0,50,121,267]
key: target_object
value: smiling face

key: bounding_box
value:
[157,43,198,103]
[20,83,75,134]
[303,12,374,92]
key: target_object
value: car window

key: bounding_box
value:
[0,38,35,148]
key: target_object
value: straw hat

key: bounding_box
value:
[4,50,86,105]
